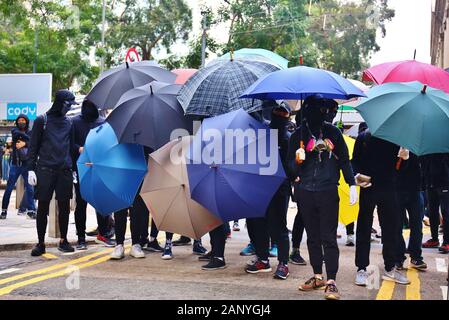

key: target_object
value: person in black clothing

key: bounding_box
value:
[245,103,292,279]
[287,95,357,300]
[71,99,115,250]
[352,129,410,286]
[1,114,36,219]
[395,152,427,270]
[28,89,78,256]
[420,153,449,253]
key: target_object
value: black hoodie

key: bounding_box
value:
[11,114,31,166]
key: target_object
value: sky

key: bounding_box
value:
[167,0,433,66]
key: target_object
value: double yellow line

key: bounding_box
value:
[376,268,421,300]
[0,247,124,296]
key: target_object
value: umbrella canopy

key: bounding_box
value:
[356,81,449,156]
[240,66,366,101]
[140,136,222,239]
[177,59,280,117]
[106,81,192,150]
[362,60,449,94]
[185,109,286,221]
[220,48,289,69]
[86,61,176,110]
[77,123,148,215]
[172,68,198,84]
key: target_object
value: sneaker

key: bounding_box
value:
[172,236,191,246]
[240,243,256,256]
[355,269,368,286]
[410,259,428,270]
[422,239,440,248]
[439,225,443,235]
[86,228,99,237]
[95,235,116,247]
[324,282,340,300]
[26,211,36,220]
[76,239,88,250]
[142,239,164,252]
[245,260,272,274]
[422,217,430,227]
[290,251,307,265]
[161,245,173,260]
[193,242,207,255]
[438,244,449,254]
[0,210,6,219]
[198,251,213,261]
[232,222,240,231]
[346,234,355,247]
[111,244,125,260]
[202,257,226,271]
[31,243,46,256]
[382,268,411,285]
[396,262,407,271]
[130,244,145,258]
[298,276,326,291]
[274,263,289,280]
[269,245,278,258]
[58,240,75,253]
[17,209,27,216]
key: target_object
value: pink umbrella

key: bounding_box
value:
[363,60,449,94]
[172,68,198,85]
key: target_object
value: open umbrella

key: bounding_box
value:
[86,61,176,110]
[172,68,198,85]
[140,136,222,239]
[356,81,449,156]
[177,58,280,117]
[77,123,148,215]
[363,60,449,94]
[220,48,289,69]
[185,109,286,221]
[106,81,192,150]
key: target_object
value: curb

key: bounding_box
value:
[0,239,98,252]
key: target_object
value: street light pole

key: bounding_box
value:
[100,0,106,72]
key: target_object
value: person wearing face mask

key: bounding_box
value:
[27,89,78,256]
[287,95,358,300]
[0,115,36,220]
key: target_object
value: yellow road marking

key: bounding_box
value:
[376,280,396,300]
[42,253,58,259]
[406,268,421,300]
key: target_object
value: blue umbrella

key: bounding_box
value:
[240,65,366,100]
[185,109,286,221]
[220,48,289,69]
[77,123,148,215]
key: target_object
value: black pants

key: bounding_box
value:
[346,223,355,235]
[299,187,340,280]
[114,195,149,245]
[209,224,226,258]
[36,200,70,243]
[356,188,400,271]
[428,188,449,245]
[247,182,290,264]
[292,208,305,249]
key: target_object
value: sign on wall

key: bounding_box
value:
[6,103,38,120]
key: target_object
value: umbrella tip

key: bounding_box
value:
[150,85,153,95]
[421,84,427,94]
[125,61,129,69]
[413,49,416,60]
[230,48,234,62]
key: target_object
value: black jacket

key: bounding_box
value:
[351,131,399,190]
[420,153,449,190]
[287,122,355,192]
[397,153,423,192]
[11,114,31,166]
[27,102,75,171]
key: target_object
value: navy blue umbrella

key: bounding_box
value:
[185,109,286,221]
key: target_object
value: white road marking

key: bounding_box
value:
[441,286,448,300]
[0,268,21,275]
[436,258,448,273]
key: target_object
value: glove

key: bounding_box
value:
[28,171,37,186]
[398,147,410,160]
[349,185,358,205]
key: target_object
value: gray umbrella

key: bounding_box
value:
[106,81,192,150]
[177,58,280,117]
[86,61,176,110]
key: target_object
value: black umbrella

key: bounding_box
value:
[86,61,176,110]
[106,81,192,150]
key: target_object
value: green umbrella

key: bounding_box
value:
[356,81,449,156]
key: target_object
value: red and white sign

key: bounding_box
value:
[125,48,140,63]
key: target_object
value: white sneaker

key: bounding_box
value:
[130,244,145,258]
[111,244,125,260]
[346,234,355,246]
[382,267,411,285]
[355,269,368,286]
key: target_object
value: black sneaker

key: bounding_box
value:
[193,241,208,255]
[274,263,290,280]
[76,239,88,250]
[198,251,213,261]
[85,228,99,237]
[202,257,227,270]
[58,240,75,253]
[142,239,164,252]
[31,243,46,256]
[0,210,7,219]
[245,259,272,274]
[172,236,191,246]
[290,251,307,265]
[26,211,37,220]
[410,259,427,270]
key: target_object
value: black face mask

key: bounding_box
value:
[324,110,337,123]
[270,113,289,128]
[83,105,99,121]
[60,100,72,116]
[306,106,326,130]
[17,123,27,130]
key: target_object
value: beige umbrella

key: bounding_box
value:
[140,136,222,239]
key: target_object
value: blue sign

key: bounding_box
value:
[6,103,37,120]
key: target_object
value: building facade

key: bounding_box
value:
[431,0,449,69]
